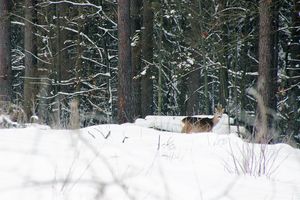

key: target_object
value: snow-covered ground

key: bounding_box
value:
[0,116,299,200]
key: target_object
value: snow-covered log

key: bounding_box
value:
[135,114,232,134]
[134,116,183,132]
[0,115,19,128]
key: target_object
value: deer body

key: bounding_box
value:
[181,106,224,133]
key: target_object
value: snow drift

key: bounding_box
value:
[0,119,299,200]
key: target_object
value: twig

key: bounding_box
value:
[157,135,161,151]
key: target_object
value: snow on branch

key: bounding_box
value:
[61,26,103,60]
[39,0,102,11]
[10,14,50,32]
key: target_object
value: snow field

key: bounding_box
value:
[0,122,299,200]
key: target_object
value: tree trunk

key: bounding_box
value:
[36,3,50,124]
[70,16,84,128]
[287,0,300,134]
[240,15,251,125]
[141,0,154,117]
[157,2,163,115]
[54,3,70,91]
[24,0,38,120]
[131,0,142,118]
[255,0,276,143]
[217,0,229,109]
[0,0,12,103]
[118,0,133,123]
[55,3,70,127]
[186,0,200,115]
[271,1,279,106]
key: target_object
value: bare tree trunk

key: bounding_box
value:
[67,7,85,128]
[131,0,142,118]
[69,98,80,129]
[0,0,12,103]
[240,15,251,126]
[36,4,50,124]
[287,0,300,135]
[24,0,38,120]
[186,0,200,115]
[55,3,70,127]
[118,0,133,123]
[58,3,70,90]
[141,0,154,117]
[255,0,276,143]
[157,2,163,115]
[218,0,229,109]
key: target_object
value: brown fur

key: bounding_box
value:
[181,106,224,133]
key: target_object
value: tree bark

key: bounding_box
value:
[118,0,133,123]
[186,0,201,115]
[24,0,38,120]
[0,0,12,103]
[54,3,70,92]
[218,0,229,109]
[240,15,251,124]
[56,3,70,127]
[131,0,142,118]
[255,0,276,142]
[287,0,300,134]
[141,0,154,117]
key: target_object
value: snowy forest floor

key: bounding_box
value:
[0,115,299,200]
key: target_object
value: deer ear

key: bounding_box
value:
[222,108,224,113]
[215,108,217,112]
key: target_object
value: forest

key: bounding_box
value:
[0,0,299,145]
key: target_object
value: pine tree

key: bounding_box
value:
[117,0,133,123]
[141,0,154,117]
[255,0,277,142]
[0,0,12,103]
[24,0,38,120]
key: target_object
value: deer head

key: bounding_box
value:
[213,104,224,125]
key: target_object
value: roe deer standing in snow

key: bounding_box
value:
[181,105,224,133]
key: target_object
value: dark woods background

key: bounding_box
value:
[0,0,299,144]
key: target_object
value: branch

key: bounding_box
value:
[39,0,102,11]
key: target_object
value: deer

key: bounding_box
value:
[181,105,224,133]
